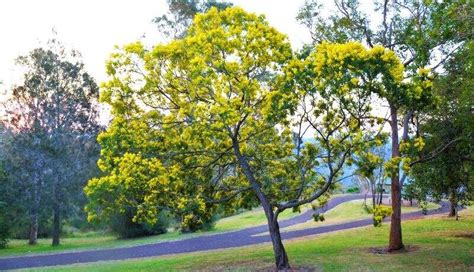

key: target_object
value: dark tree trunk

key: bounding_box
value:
[52,204,60,246]
[388,105,404,252]
[29,176,40,245]
[449,190,456,217]
[232,138,290,270]
[266,210,290,269]
[28,212,38,245]
[52,210,60,246]
[371,181,376,209]
[378,189,383,205]
[52,176,61,246]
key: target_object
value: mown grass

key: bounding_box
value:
[0,197,306,257]
[24,206,473,271]
[212,205,302,232]
[275,199,440,233]
[0,231,200,257]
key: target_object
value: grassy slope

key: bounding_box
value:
[212,205,302,232]
[25,206,474,272]
[1,200,305,257]
[275,200,440,233]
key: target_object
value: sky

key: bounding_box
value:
[0,0,312,96]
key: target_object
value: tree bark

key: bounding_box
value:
[449,190,456,217]
[52,176,61,246]
[28,212,38,245]
[388,105,404,251]
[268,214,289,270]
[371,180,376,209]
[52,207,60,246]
[28,176,40,245]
[232,137,290,270]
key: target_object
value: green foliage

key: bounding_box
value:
[411,41,474,208]
[312,213,325,222]
[153,0,233,39]
[110,209,169,239]
[0,202,10,248]
[346,187,360,194]
[1,38,100,245]
[419,200,428,215]
[86,6,293,233]
[368,205,392,227]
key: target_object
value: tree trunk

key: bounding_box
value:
[378,189,383,205]
[52,204,60,246]
[266,211,290,270]
[371,180,376,209]
[28,212,38,245]
[52,176,61,246]
[29,176,40,245]
[232,138,290,270]
[449,190,456,217]
[388,105,404,252]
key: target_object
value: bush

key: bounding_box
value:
[0,203,10,248]
[312,213,325,222]
[419,200,428,215]
[111,209,170,239]
[0,219,9,249]
[346,187,360,193]
[370,205,392,227]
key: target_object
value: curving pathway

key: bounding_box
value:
[0,194,452,270]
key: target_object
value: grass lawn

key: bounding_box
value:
[0,196,308,257]
[0,231,204,258]
[273,200,440,233]
[23,206,473,271]
[212,204,303,232]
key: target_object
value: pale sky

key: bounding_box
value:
[0,0,312,95]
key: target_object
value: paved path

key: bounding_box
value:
[0,195,451,270]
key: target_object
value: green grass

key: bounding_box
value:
[1,197,307,257]
[0,231,204,257]
[211,194,349,232]
[273,200,440,233]
[212,205,303,232]
[24,206,474,271]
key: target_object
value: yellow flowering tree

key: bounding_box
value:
[292,41,433,251]
[85,7,297,269]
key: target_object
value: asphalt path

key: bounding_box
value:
[0,194,452,270]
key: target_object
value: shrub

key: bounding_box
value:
[0,203,10,248]
[346,187,360,193]
[312,213,325,222]
[371,205,392,227]
[0,219,9,249]
[419,200,428,215]
[111,209,170,239]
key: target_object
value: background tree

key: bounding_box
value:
[153,0,232,39]
[1,38,100,246]
[296,0,472,251]
[356,144,389,208]
[411,41,474,218]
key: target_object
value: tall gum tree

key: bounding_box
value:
[1,39,100,246]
